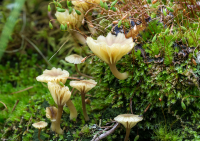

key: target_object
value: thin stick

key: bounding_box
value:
[94,123,120,141]
[11,86,34,94]
[0,101,8,111]
[11,100,19,113]
[75,64,94,79]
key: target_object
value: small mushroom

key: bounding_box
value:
[32,121,48,141]
[46,106,57,131]
[65,54,93,79]
[114,114,143,141]
[48,82,71,134]
[86,32,135,80]
[36,67,69,84]
[70,79,97,121]
[55,9,84,29]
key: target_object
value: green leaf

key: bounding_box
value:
[134,135,139,141]
[49,22,53,29]
[163,8,167,16]
[75,9,81,15]
[164,28,169,35]
[100,0,104,8]
[118,20,122,27]
[59,81,64,87]
[181,26,187,31]
[64,24,68,30]
[167,7,174,12]
[48,5,51,12]
[69,7,73,14]
[57,7,66,12]
[147,0,151,4]
[112,7,117,12]
[67,1,72,7]
[60,24,65,31]
[104,2,108,10]
[152,34,156,42]
[111,0,118,7]
[57,3,62,8]
[181,101,186,110]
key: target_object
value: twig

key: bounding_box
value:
[11,86,34,94]
[0,101,8,111]
[93,123,120,141]
[11,100,19,113]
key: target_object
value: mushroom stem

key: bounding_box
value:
[38,129,42,141]
[75,64,94,79]
[51,105,64,134]
[108,63,128,80]
[124,128,131,141]
[81,92,89,121]
[66,99,78,120]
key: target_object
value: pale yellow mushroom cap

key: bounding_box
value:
[32,121,48,129]
[48,82,71,106]
[55,9,84,29]
[72,0,102,12]
[114,114,143,129]
[86,32,135,64]
[36,67,69,84]
[70,79,97,93]
[46,106,58,122]
[65,54,84,64]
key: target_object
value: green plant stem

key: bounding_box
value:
[75,64,94,79]
[51,105,63,134]
[81,92,89,121]
[108,63,128,80]
[38,129,42,141]
[124,128,131,141]
[66,99,78,120]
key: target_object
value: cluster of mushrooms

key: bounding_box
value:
[32,33,143,141]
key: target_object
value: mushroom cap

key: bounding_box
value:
[36,67,69,84]
[46,106,58,122]
[48,82,71,106]
[114,114,143,129]
[65,54,84,64]
[86,32,135,64]
[55,9,84,29]
[70,79,97,93]
[32,121,48,129]
[72,0,102,12]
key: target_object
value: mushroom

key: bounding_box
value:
[55,9,84,29]
[70,79,97,121]
[86,32,135,80]
[36,67,69,84]
[114,114,143,141]
[32,121,48,141]
[72,0,102,12]
[46,106,57,131]
[48,82,71,134]
[65,54,93,79]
